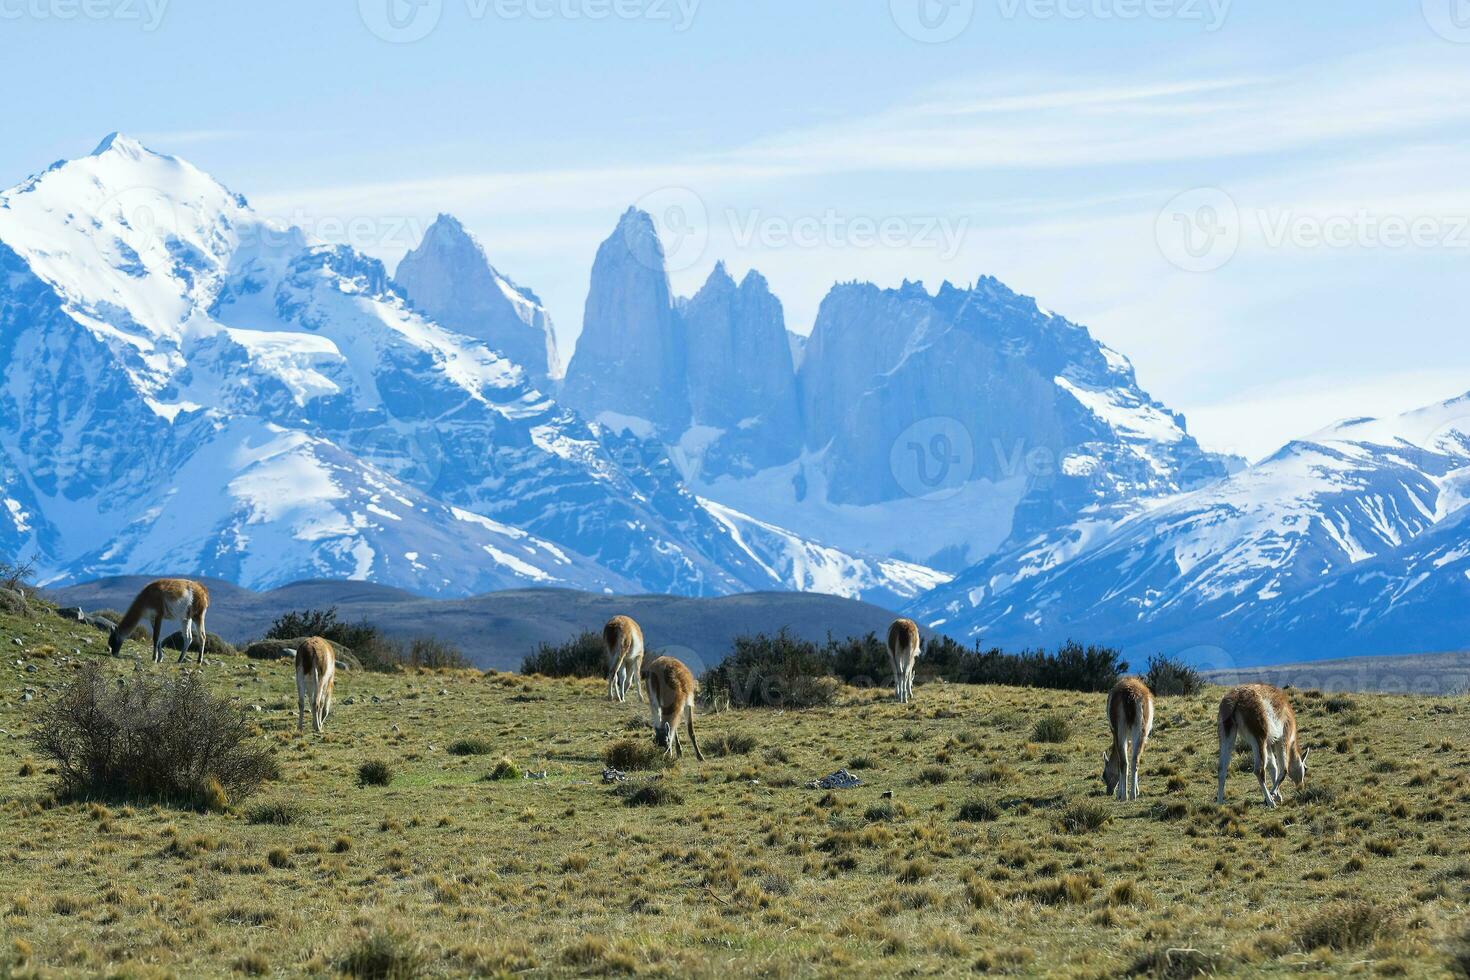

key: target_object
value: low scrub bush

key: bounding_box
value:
[1295,900,1398,951]
[603,739,668,771]
[1032,716,1071,744]
[702,631,1128,705]
[703,732,757,757]
[486,758,521,781]
[339,929,423,980]
[447,737,493,757]
[1143,654,1203,697]
[246,801,304,826]
[357,760,394,787]
[701,630,841,708]
[616,781,683,807]
[29,665,278,809]
[161,631,239,658]
[957,797,1000,822]
[264,607,465,671]
[1058,801,1112,834]
[521,631,605,678]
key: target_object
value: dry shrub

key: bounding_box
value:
[339,928,423,979]
[602,739,668,771]
[1295,900,1399,952]
[28,664,277,809]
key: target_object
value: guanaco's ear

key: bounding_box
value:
[1101,750,1110,765]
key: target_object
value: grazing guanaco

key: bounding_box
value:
[642,655,704,761]
[604,615,645,703]
[1102,677,1154,801]
[106,578,210,664]
[887,618,922,703]
[295,637,337,734]
[1217,684,1310,807]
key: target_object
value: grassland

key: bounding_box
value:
[1,605,1468,977]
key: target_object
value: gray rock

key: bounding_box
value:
[562,208,690,434]
[810,768,862,790]
[602,767,628,783]
[54,607,85,622]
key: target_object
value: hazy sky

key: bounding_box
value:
[2,1,1468,460]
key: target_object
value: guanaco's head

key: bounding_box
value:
[1288,745,1310,788]
[1101,749,1123,795]
[107,628,124,658]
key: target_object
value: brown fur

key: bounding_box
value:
[1103,677,1154,799]
[109,578,210,664]
[887,618,920,656]
[641,656,703,761]
[1217,684,1307,805]
[604,615,645,702]
[295,637,337,734]
[887,618,922,702]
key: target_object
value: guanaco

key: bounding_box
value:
[106,578,210,664]
[604,615,645,703]
[295,637,337,734]
[887,618,922,703]
[1102,677,1154,801]
[642,655,704,760]
[1217,684,1310,807]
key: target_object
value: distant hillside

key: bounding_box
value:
[45,578,911,672]
[1205,651,1470,695]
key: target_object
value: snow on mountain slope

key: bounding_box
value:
[394,214,561,391]
[57,416,629,594]
[910,392,1470,661]
[699,497,951,609]
[0,135,935,603]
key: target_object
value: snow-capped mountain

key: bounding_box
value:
[394,213,561,392]
[911,393,1470,663]
[0,135,933,602]
[563,216,1234,575]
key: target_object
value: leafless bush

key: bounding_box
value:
[28,665,278,809]
[0,555,36,594]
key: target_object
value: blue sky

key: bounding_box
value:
[2,1,1469,459]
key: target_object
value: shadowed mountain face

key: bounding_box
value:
[560,207,690,435]
[394,213,561,392]
[45,576,910,673]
